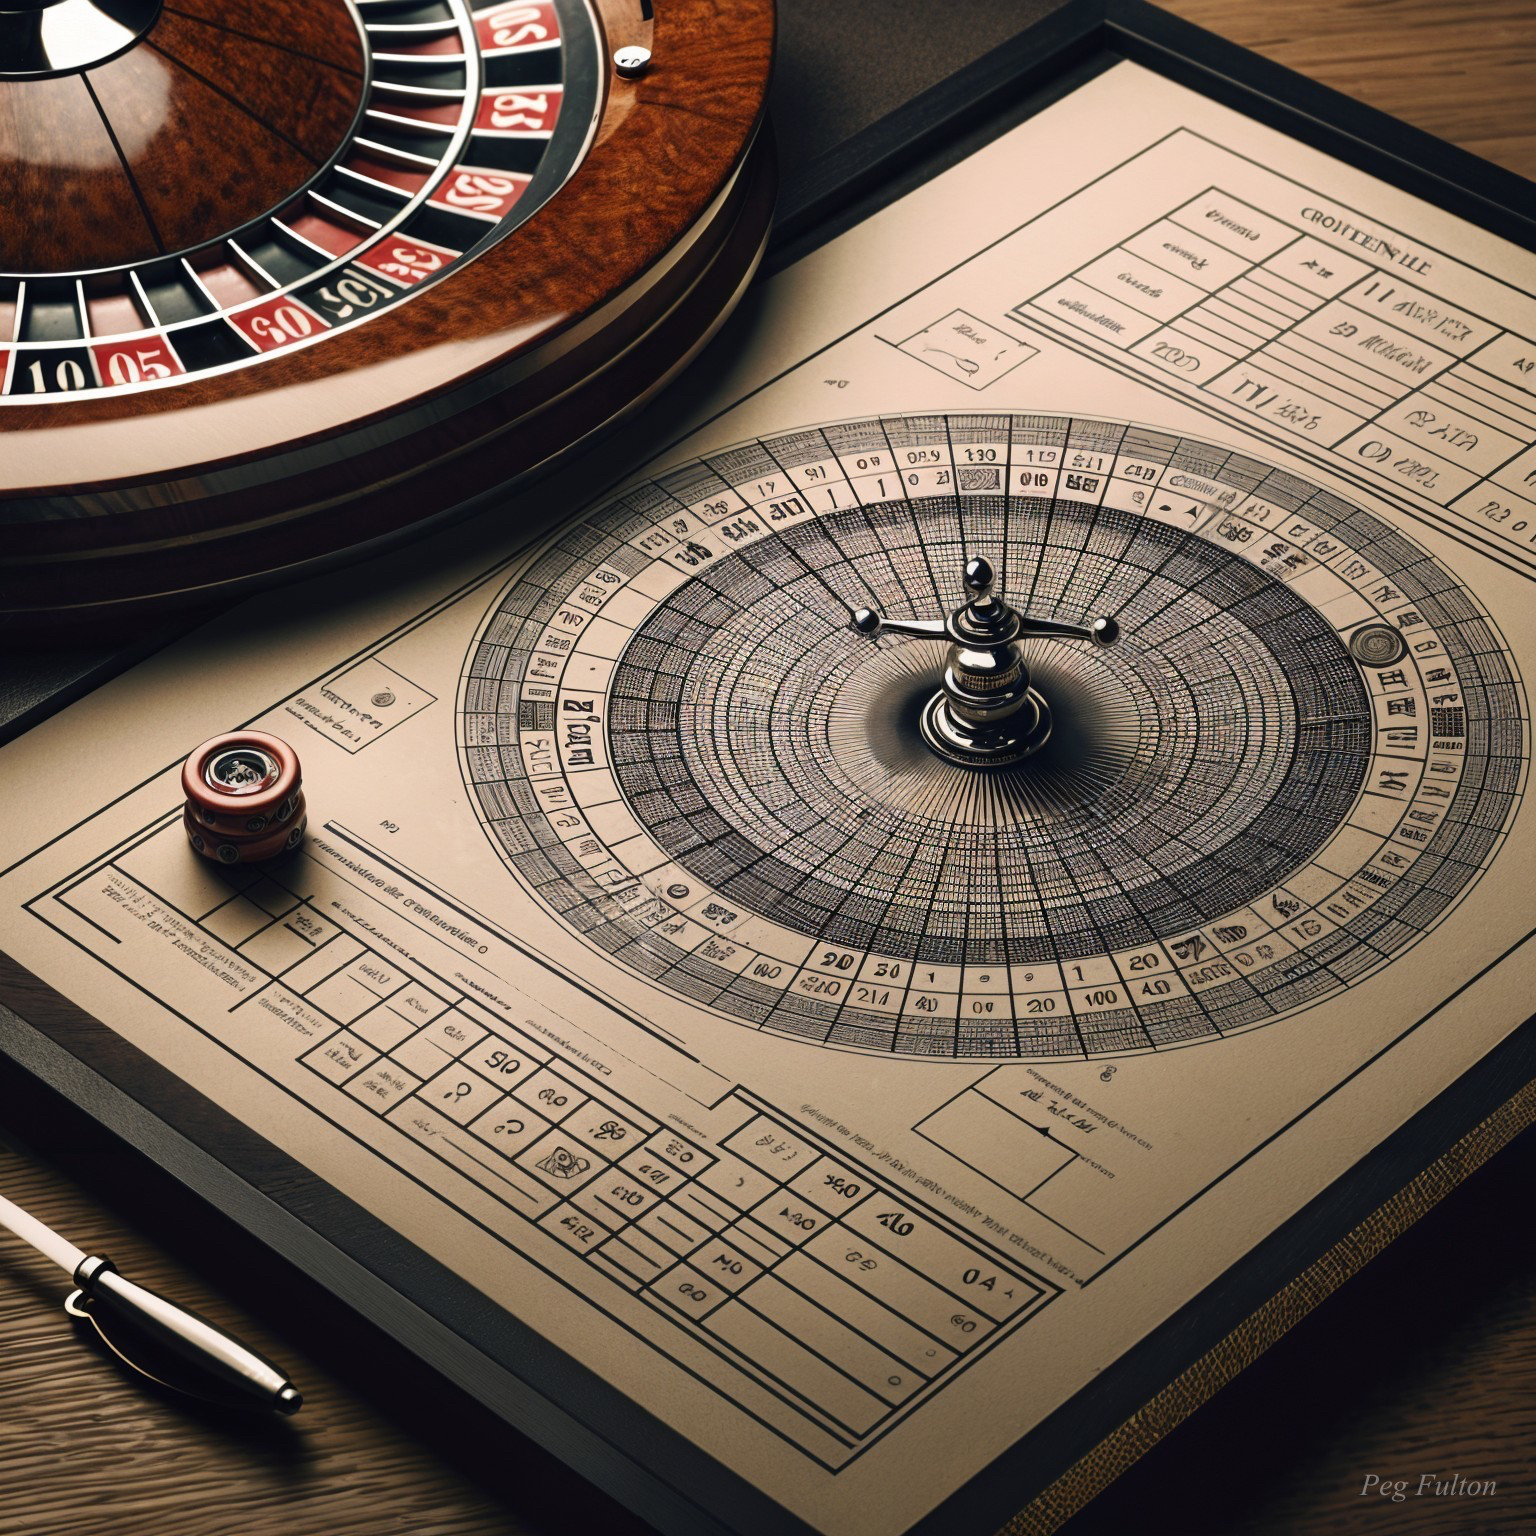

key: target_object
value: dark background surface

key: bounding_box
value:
[3,2,1535,1533]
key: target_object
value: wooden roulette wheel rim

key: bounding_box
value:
[0,0,776,630]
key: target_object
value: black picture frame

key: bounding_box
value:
[774,0,1536,259]
[2,4,1533,1534]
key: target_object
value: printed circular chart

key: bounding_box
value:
[457,413,1527,1060]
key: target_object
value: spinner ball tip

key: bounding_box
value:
[963,556,995,594]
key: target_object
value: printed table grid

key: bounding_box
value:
[1017,187,1536,566]
[50,823,1058,1468]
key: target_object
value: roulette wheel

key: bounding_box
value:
[0,0,774,629]
[459,411,1522,1059]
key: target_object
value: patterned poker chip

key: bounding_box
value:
[182,804,307,865]
[182,731,301,824]
[181,731,306,863]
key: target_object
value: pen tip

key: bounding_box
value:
[275,1386,303,1416]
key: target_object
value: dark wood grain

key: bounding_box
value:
[166,0,371,74]
[88,25,358,257]
[144,6,365,167]
[0,73,160,271]
[0,2,363,274]
[1161,0,1536,183]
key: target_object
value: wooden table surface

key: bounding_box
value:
[3,4,1535,1535]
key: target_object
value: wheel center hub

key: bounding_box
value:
[0,0,164,79]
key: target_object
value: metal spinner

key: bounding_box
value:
[851,557,1120,768]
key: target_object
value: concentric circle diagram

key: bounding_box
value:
[457,413,1527,1060]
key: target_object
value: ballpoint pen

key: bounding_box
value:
[0,1188,302,1415]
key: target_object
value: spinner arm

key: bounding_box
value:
[851,557,1120,768]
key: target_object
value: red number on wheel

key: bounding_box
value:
[475,1,559,53]
[92,339,185,387]
[231,298,324,354]
[431,168,530,220]
[475,86,562,135]
[356,237,457,288]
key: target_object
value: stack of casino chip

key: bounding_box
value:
[181,731,307,866]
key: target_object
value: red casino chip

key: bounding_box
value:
[182,732,306,862]
[187,783,306,838]
[183,805,309,866]
[182,732,301,826]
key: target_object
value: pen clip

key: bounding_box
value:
[65,1287,242,1408]
[64,1259,301,1416]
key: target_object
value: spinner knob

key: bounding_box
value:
[851,555,1120,768]
[181,731,307,865]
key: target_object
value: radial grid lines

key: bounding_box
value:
[456,413,1528,1062]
